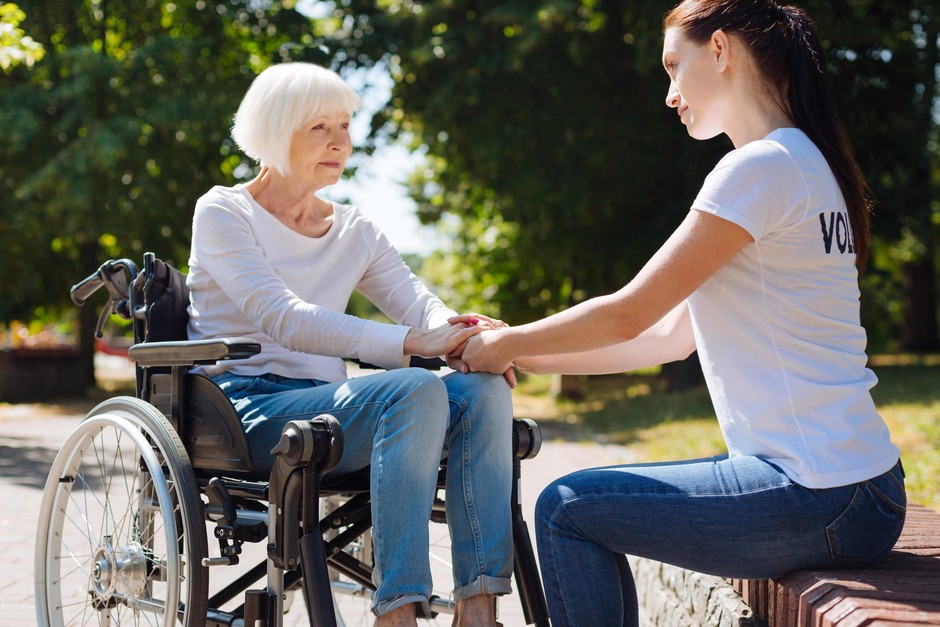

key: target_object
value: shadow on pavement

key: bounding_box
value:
[0,435,59,490]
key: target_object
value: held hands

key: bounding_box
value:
[445,314,516,388]
[459,330,514,375]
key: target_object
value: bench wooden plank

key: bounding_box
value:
[806,584,940,624]
[731,504,940,626]
[820,599,940,627]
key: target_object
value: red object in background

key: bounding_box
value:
[95,337,132,357]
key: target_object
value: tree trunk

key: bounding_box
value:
[898,247,940,352]
[75,244,105,391]
[551,374,587,400]
[896,11,940,353]
[77,296,98,390]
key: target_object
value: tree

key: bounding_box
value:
[3,0,937,399]
[330,0,727,324]
[326,0,938,353]
[820,0,940,352]
[0,3,44,71]
[0,1,329,385]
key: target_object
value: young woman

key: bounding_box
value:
[457,1,905,625]
[187,62,514,627]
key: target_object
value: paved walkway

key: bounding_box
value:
[0,391,636,626]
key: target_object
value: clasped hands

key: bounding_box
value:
[445,314,516,388]
[404,313,515,387]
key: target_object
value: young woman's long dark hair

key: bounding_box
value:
[664,0,872,271]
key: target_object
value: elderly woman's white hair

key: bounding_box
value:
[232,62,361,176]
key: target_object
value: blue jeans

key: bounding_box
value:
[211,368,514,616]
[535,455,906,627]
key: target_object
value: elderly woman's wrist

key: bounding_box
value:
[402,327,426,356]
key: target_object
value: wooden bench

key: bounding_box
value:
[731,503,940,625]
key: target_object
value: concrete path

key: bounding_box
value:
[0,392,635,626]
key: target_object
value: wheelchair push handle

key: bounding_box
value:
[70,258,137,305]
[70,273,105,307]
[70,258,140,338]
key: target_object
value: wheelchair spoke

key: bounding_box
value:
[36,401,208,627]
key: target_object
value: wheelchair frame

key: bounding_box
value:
[34,252,550,627]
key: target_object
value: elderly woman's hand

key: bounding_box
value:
[404,321,483,359]
[448,313,507,332]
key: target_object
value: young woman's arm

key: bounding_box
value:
[513,300,695,375]
[460,210,753,374]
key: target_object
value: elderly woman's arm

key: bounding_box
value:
[191,198,479,369]
[353,218,517,384]
[354,224,458,331]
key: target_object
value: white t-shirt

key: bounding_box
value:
[689,128,899,489]
[186,185,457,382]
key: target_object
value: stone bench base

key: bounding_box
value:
[629,557,764,626]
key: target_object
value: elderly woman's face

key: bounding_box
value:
[288,111,353,186]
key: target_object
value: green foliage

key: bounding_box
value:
[417,173,523,319]
[815,1,940,349]
[0,3,44,70]
[325,0,938,346]
[0,1,332,324]
[2,0,937,351]
[399,0,727,320]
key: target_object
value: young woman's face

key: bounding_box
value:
[662,27,728,141]
[288,111,353,186]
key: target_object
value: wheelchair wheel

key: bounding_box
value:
[35,396,208,627]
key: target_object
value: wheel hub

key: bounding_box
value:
[90,537,148,603]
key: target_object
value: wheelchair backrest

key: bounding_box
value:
[143,256,190,343]
[138,254,255,476]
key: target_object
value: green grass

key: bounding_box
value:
[512,357,939,510]
[868,359,940,511]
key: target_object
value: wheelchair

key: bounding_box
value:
[34,252,550,627]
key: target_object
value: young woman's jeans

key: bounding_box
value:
[535,455,906,627]
[211,368,514,617]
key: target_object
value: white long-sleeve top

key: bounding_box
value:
[186,184,457,382]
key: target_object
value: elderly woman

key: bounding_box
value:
[186,62,513,627]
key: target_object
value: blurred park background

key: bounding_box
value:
[0,1,937,506]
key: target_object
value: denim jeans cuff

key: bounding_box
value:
[371,593,431,618]
[453,575,513,601]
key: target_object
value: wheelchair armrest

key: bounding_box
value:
[353,356,446,371]
[128,337,262,367]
